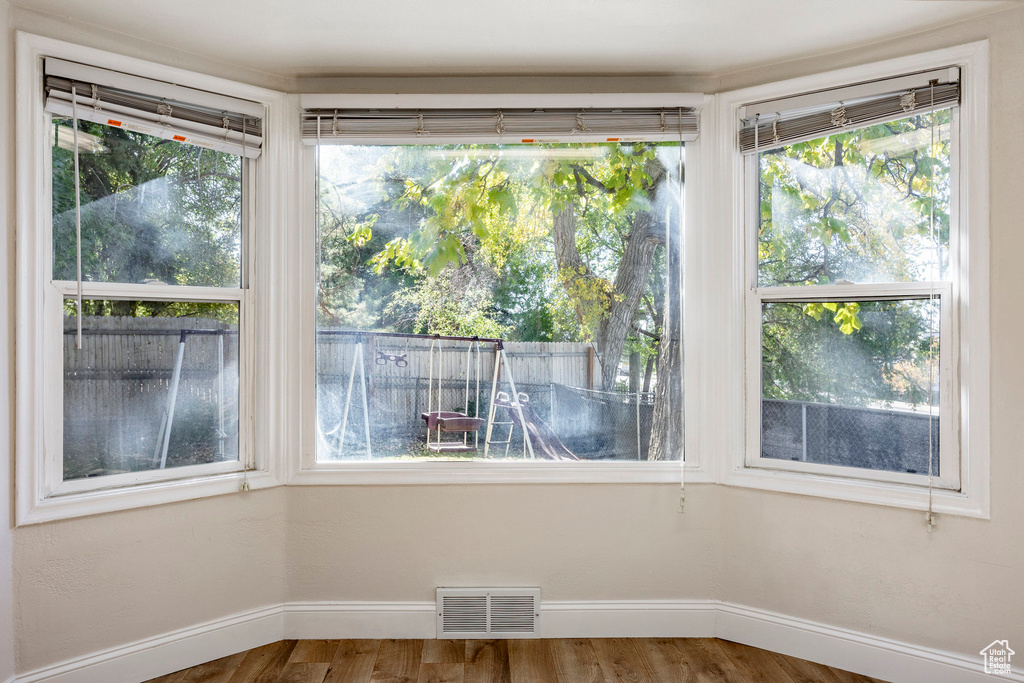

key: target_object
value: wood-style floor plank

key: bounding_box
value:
[768,651,846,683]
[422,640,466,664]
[147,637,890,683]
[823,666,887,683]
[290,640,341,664]
[323,640,381,683]
[673,638,746,682]
[227,641,298,683]
[464,640,511,683]
[635,639,700,683]
[269,663,331,683]
[548,638,604,683]
[591,638,657,683]
[418,662,465,683]
[369,639,423,683]
[716,640,797,683]
[180,652,247,683]
[147,672,188,683]
[507,639,558,683]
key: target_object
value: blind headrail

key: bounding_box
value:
[738,68,960,154]
[302,106,699,145]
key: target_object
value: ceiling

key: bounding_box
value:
[12,0,1013,80]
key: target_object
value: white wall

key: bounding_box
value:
[5,2,1024,678]
[286,485,720,603]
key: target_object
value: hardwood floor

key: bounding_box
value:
[143,639,888,683]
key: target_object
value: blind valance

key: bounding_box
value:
[302,107,699,145]
[738,68,960,154]
[44,58,264,159]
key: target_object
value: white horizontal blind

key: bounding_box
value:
[302,107,699,145]
[44,58,264,159]
[738,68,960,154]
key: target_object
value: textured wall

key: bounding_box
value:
[285,485,719,603]
[13,488,287,671]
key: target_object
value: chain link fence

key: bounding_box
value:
[761,399,939,475]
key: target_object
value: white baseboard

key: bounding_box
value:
[715,602,1023,683]
[283,602,435,640]
[18,605,284,683]
[541,600,717,638]
[16,600,1023,683]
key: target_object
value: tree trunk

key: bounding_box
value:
[642,355,655,393]
[648,218,683,462]
[593,210,660,390]
[551,158,666,391]
[628,352,641,393]
[552,205,609,329]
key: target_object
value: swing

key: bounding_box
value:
[421,337,486,452]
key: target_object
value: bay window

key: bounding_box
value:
[18,33,988,520]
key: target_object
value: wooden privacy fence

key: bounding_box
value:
[315,333,596,457]
[63,315,239,478]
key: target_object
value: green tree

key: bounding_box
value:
[52,119,242,322]
[757,112,949,407]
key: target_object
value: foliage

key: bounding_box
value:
[52,119,242,292]
[316,143,680,366]
[759,111,950,407]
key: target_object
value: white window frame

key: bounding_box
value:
[14,33,286,525]
[711,42,990,518]
[289,93,714,486]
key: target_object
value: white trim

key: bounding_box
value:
[541,600,716,638]
[44,57,266,117]
[284,602,436,640]
[299,92,705,110]
[739,67,958,119]
[15,600,1021,682]
[709,41,990,518]
[50,281,245,302]
[289,462,713,486]
[714,602,1023,683]
[16,604,284,683]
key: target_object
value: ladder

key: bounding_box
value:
[483,343,536,459]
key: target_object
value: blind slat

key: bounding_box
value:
[302,107,699,145]
[739,81,959,154]
[44,65,263,159]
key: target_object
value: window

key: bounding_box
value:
[304,106,695,472]
[16,35,273,523]
[53,120,245,481]
[735,62,979,500]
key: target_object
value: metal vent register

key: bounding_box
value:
[436,588,540,638]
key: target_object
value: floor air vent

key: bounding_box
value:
[436,588,540,638]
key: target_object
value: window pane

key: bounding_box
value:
[63,300,239,480]
[758,111,951,286]
[51,119,242,287]
[315,143,683,462]
[760,298,939,474]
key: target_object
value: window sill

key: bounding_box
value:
[17,468,281,526]
[720,465,987,519]
[289,460,713,486]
